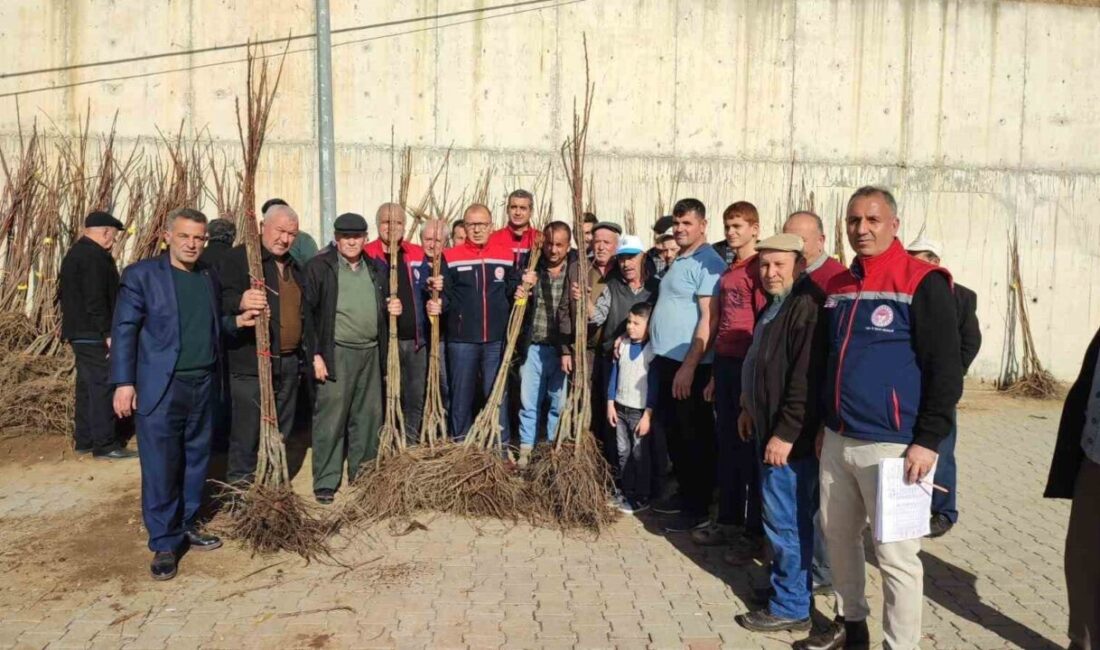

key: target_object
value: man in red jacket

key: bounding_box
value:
[427,204,535,443]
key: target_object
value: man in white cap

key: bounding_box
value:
[589,233,660,496]
[734,233,829,634]
[906,234,981,538]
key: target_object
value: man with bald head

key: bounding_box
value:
[364,203,432,443]
[426,204,535,443]
[218,202,313,487]
[797,187,962,650]
[783,211,846,291]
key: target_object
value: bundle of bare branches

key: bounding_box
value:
[528,38,617,535]
[217,44,331,560]
[997,227,1058,399]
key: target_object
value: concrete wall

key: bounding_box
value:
[1,0,1099,381]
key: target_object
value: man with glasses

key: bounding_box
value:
[426,204,535,443]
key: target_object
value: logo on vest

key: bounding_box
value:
[870,305,895,329]
[494,267,505,281]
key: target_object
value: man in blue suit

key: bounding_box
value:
[110,207,263,581]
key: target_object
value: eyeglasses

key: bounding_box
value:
[464,222,491,231]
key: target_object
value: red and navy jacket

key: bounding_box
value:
[440,238,520,343]
[489,226,538,270]
[823,239,963,449]
[363,239,431,350]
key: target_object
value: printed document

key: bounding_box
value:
[875,457,934,543]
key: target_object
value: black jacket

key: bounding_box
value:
[199,240,234,274]
[746,277,828,461]
[1044,327,1099,499]
[955,283,981,373]
[218,245,312,376]
[59,237,119,341]
[518,258,576,360]
[593,273,660,357]
[303,248,389,382]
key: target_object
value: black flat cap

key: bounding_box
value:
[652,215,674,234]
[334,212,368,233]
[85,210,124,230]
[592,221,622,236]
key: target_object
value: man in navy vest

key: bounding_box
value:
[110,208,262,581]
[796,187,962,650]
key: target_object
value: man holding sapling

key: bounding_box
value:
[59,210,137,460]
[304,212,395,505]
[515,221,576,467]
[365,203,432,444]
[110,208,262,581]
[425,204,535,444]
[219,202,313,488]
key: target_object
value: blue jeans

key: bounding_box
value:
[518,344,565,446]
[136,371,214,552]
[932,411,958,522]
[447,341,510,445]
[761,454,819,620]
[714,355,762,530]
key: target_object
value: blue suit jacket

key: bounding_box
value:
[109,254,236,416]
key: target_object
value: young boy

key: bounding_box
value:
[607,302,659,514]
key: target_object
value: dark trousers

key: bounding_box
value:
[72,342,118,454]
[227,355,300,485]
[762,455,819,620]
[591,353,616,470]
[135,371,214,552]
[447,341,508,444]
[714,355,762,531]
[932,411,958,523]
[652,355,716,516]
[398,339,427,444]
[1066,458,1100,650]
[615,403,653,500]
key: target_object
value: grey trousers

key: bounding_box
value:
[311,345,382,493]
[397,339,427,444]
[1066,458,1100,650]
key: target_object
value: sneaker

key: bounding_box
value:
[517,444,533,469]
[690,522,739,546]
[651,493,684,515]
[315,489,335,505]
[663,513,710,533]
[735,609,811,633]
[618,496,650,515]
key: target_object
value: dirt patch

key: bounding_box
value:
[0,433,75,467]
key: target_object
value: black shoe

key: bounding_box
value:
[651,494,684,515]
[792,616,870,650]
[150,551,177,581]
[315,489,335,505]
[74,446,93,455]
[662,512,710,533]
[184,529,222,551]
[927,513,954,538]
[94,448,139,460]
[735,609,811,633]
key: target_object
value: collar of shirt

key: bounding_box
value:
[338,254,364,271]
[805,252,830,274]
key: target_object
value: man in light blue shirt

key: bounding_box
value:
[648,198,727,532]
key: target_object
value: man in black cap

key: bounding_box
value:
[219,202,312,486]
[304,212,394,503]
[59,211,137,459]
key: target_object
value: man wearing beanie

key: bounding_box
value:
[59,211,137,459]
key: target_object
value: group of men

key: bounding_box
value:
[59,182,1100,650]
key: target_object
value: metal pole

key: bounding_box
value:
[315,0,337,238]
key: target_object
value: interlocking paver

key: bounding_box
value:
[0,390,1076,648]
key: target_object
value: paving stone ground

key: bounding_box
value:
[0,387,1073,649]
